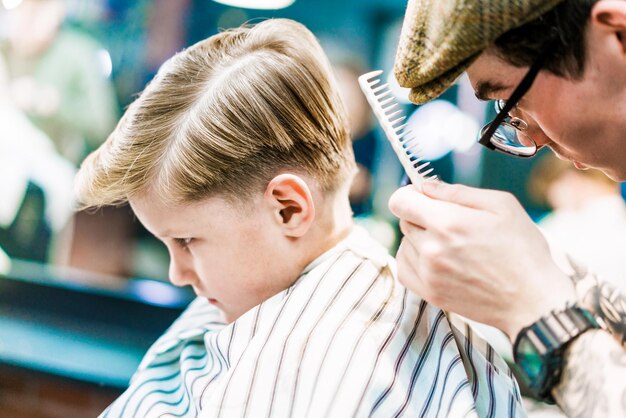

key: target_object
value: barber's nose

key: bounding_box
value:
[513,107,552,149]
[528,123,552,149]
[168,254,197,287]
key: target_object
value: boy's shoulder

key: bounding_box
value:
[105,227,525,418]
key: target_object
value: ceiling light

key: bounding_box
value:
[213,0,295,10]
[2,0,23,10]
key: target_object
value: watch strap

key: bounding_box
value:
[513,305,599,402]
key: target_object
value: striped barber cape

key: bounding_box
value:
[101,226,525,418]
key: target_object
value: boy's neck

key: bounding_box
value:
[301,186,354,270]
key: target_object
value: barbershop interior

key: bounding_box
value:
[0,0,624,417]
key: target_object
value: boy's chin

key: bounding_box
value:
[205,298,237,323]
[218,308,239,324]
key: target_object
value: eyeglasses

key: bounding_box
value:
[477,49,551,158]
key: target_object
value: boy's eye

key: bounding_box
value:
[174,238,193,249]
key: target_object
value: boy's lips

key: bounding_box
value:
[573,161,589,170]
[207,298,218,304]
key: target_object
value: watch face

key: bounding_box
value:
[514,306,600,400]
[516,337,545,384]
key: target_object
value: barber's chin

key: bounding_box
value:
[580,162,625,182]
[599,167,626,182]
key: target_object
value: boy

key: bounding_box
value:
[75,19,524,417]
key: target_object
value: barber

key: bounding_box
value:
[390,0,626,416]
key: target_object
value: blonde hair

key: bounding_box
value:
[75,19,355,208]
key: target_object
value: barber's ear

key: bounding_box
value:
[591,1,626,50]
[264,174,315,238]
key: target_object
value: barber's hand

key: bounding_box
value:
[389,181,577,341]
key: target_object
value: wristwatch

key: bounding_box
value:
[513,304,600,403]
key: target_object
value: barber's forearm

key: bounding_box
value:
[580,279,626,346]
[567,257,626,347]
[552,330,626,418]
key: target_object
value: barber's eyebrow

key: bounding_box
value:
[474,81,509,101]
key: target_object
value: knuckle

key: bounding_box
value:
[420,241,443,262]
[397,268,411,287]
[414,275,440,304]
[398,220,411,236]
[437,217,463,237]
[427,291,445,307]
[496,191,516,207]
[397,263,420,291]
[422,247,452,275]
[445,184,465,201]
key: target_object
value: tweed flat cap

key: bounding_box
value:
[394,0,564,104]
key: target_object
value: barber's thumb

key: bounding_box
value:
[420,180,452,198]
[388,186,415,219]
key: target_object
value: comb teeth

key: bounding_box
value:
[357,70,437,188]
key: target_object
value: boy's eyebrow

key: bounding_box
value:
[474,80,509,101]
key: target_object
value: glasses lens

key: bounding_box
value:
[480,122,537,157]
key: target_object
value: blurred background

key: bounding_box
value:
[0,0,624,416]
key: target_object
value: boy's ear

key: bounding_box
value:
[591,1,626,53]
[264,174,315,238]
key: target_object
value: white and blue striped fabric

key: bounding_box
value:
[101,227,525,418]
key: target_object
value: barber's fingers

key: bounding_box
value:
[395,238,427,297]
[421,181,518,212]
[396,229,452,305]
[389,183,521,229]
[392,181,518,213]
[389,186,476,231]
[398,219,445,273]
[396,221,441,296]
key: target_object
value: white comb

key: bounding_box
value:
[358,70,437,189]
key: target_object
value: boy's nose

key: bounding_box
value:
[168,256,197,287]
